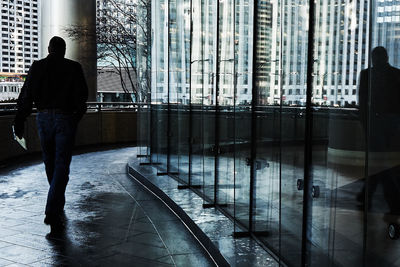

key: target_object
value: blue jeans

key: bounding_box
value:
[37,112,77,217]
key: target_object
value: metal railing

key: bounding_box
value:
[0,101,359,121]
[0,102,146,116]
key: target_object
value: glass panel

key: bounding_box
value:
[276,1,308,265]
[168,0,190,182]
[217,0,235,215]
[233,0,253,231]
[151,0,168,171]
[177,0,191,184]
[190,0,204,187]
[366,0,400,266]
[136,0,151,163]
[168,0,179,175]
[202,0,218,204]
[308,0,367,265]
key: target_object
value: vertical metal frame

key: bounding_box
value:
[147,0,153,164]
[146,0,159,167]
[278,0,284,260]
[166,0,171,174]
[248,0,259,233]
[188,0,194,186]
[362,0,373,264]
[301,0,316,265]
[232,0,238,231]
[213,0,221,206]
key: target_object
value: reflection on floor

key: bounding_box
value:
[132,152,279,267]
[151,143,400,267]
[0,148,214,266]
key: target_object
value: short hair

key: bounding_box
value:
[48,36,66,56]
[372,46,388,66]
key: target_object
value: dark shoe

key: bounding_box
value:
[46,230,64,240]
[44,215,52,225]
[44,212,66,226]
[46,221,65,240]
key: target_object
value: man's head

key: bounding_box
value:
[48,36,66,57]
[372,46,389,68]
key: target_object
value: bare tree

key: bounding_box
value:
[65,0,151,103]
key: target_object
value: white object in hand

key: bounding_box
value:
[12,125,27,150]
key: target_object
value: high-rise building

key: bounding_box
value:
[0,0,40,74]
[255,1,273,105]
[373,0,400,67]
[0,0,40,101]
[311,0,369,107]
[266,0,369,107]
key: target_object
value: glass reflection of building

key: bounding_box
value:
[373,0,400,68]
[151,0,374,107]
[137,0,400,266]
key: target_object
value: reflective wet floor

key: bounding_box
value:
[0,148,214,266]
[131,152,279,267]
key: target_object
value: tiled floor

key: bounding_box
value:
[0,148,214,266]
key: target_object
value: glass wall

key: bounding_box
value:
[136,0,151,163]
[137,0,400,265]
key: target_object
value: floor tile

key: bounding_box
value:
[0,245,48,265]
[0,148,213,266]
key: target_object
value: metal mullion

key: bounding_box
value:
[167,0,171,174]
[148,0,154,165]
[249,0,258,233]
[188,0,193,187]
[233,0,238,231]
[278,0,284,262]
[301,0,316,266]
[214,0,221,205]
[362,0,373,265]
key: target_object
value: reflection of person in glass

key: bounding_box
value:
[358,46,400,220]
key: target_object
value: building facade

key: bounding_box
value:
[0,0,39,101]
[0,0,39,74]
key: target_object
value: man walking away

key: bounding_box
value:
[13,36,88,237]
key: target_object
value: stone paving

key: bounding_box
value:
[0,148,214,266]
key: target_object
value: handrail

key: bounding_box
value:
[0,102,359,116]
[0,102,145,116]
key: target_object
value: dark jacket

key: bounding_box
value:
[358,64,400,128]
[15,53,88,123]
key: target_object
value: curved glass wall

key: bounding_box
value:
[137,0,400,265]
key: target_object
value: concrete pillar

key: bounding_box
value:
[41,0,97,101]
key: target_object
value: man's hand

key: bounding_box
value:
[13,120,24,139]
